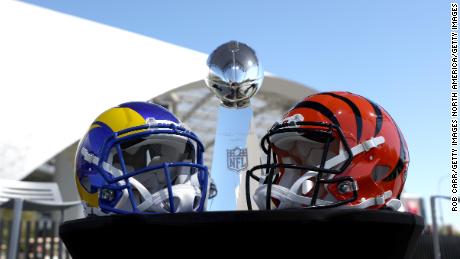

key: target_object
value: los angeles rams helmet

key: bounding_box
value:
[75,102,210,215]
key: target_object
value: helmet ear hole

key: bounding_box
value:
[193,196,201,209]
[80,176,92,192]
[372,165,390,182]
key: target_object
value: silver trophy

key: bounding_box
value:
[206,41,264,108]
[205,41,264,211]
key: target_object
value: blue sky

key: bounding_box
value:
[21,0,456,226]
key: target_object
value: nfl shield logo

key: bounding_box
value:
[227,147,248,172]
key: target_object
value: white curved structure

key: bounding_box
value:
[0,1,315,185]
[0,1,209,180]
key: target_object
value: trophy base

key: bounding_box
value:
[59,209,424,259]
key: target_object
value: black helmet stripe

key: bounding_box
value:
[365,98,383,137]
[383,118,407,182]
[383,130,406,182]
[293,101,340,127]
[320,92,363,142]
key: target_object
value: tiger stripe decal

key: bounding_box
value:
[383,112,408,182]
[293,101,341,128]
[366,98,383,137]
[319,92,363,142]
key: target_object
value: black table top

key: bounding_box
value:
[60,209,424,259]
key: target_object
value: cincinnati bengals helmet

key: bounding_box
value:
[245,91,409,211]
[75,102,213,215]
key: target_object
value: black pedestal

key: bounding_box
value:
[60,209,424,259]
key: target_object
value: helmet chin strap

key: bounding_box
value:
[128,176,202,213]
[112,171,205,213]
[345,190,401,210]
[253,136,400,210]
[253,172,333,209]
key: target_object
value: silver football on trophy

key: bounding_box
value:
[205,41,264,108]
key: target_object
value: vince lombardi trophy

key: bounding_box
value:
[205,41,264,211]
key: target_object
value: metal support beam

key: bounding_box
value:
[8,198,23,259]
[430,195,459,259]
[431,196,441,259]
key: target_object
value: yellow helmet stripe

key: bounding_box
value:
[94,107,146,137]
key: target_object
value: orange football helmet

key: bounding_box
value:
[246,91,409,210]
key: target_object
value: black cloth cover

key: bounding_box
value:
[60,209,424,259]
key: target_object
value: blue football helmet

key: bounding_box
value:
[75,102,211,215]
